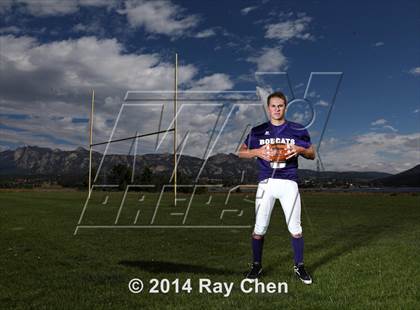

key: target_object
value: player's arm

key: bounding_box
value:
[237,143,272,161]
[286,144,316,160]
[300,144,316,160]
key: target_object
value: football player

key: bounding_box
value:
[237,91,315,284]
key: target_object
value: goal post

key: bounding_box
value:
[87,53,179,206]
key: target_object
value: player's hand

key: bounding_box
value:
[254,144,273,161]
[285,145,305,159]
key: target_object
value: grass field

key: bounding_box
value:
[1,190,419,309]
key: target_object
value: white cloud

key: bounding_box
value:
[370,119,399,132]
[414,109,420,113]
[189,73,234,91]
[194,28,216,38]
[79,0,118,6]
[354,132,418,152]
[265,16,313,41]
[383,125,398,132]
[371,118,387,126]
[119,0,200,38]
[241,6,258,15]
[0,35,234,153]
[373,41,384,47]
[0,34,193,90]
[291,111,311,124]
[0,0,13,13]
[9,0,117,16]
[16,0,79,16]
[71,21,106,36]
[72,23,91,32]
[247,47,287,71]
[307,90,320,98]
[0,26,21,34]
[315,100,329,107]
[4,1,201,39]
[408,67,420,76]
[301,132,420,173]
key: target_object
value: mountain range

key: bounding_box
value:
[0,146,418,187]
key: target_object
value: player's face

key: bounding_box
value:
[268,97,286,121]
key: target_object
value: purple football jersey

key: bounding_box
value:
[243,121,311,182]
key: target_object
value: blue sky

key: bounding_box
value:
[0,0,419,173]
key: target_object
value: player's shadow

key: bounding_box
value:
[119,260,236,275]
[305,222,397,273]
[263,221,397,277]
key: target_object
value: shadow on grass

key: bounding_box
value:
[118,260,236,275]
[307,222,397,273]
[261,221,398,277]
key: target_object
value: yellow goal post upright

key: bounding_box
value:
[86,53,179,206]
[173,53,178,206]
[88,88,95,199]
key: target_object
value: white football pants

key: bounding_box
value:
[254,178,302,236]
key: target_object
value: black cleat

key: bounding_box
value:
[246,262,262,279]
[294,263,312,284]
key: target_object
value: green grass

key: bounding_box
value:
[1,190,419,309]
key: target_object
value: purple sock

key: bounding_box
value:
[252,237,264,264]
[291,236,304,265]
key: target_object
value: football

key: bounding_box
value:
[267,143,290,163]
